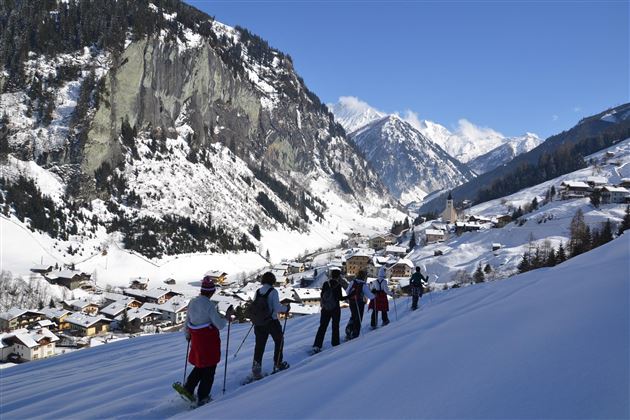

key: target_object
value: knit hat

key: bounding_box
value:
[200,276,216,293]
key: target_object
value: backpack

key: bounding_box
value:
[349,280,364,301]
[321,280,338,311]
[247,288,273,326]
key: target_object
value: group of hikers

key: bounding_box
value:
[177,265,429,406]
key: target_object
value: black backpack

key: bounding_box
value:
[321,280,338,311]
[247,288,273,326]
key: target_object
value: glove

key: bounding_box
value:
[285,303,291,313]
[225,305,236,320]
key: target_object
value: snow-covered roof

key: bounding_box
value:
[47,269,87,280]
[586,176,607,184]
[385,245,407,254]
[277,286,297,303]
[348,249,372,259]
[102,292,133,302]
[7,328,59,349]
[601,186,629,194]
[289,304,320,316]
[66,313,111,328]
[35,319,56,328]
[122,308,162,322]
[0,307,43,320]
[40,308,71,319]
[143,288,178,299]
[64,299,97,309]
[142,297,189,313]
[492,243,502,248]
[561,181,590,189]
[293,288,321,301]
[425,229,445,236]
[392,259,414,268]
[204,270,227,278]
[31,264,54,271]
[100,302,129,318]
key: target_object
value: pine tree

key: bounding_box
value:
[569,209,589,257]
[599,219,614,245]
[531,197,539,211]
[484,264,492,274]
[518,252,531,273]
[590,189,601,208]
[618,205,630,235]
[556,243,567,263]
[48,298,55,308]
[408,230,416,250]
[250,224,261,241]
[546,248,557,267]
[473,264,485,283]
[120,308,131,333]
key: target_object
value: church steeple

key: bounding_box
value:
[441,191,458,223]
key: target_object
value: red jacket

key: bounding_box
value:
[189,325,221,368]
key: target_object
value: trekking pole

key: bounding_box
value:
[233,323,254,359]
[183,338,190,384]
[275,311,289,368]
[392,290,398,321]
[354,298,363,336]
[222,317,232,395]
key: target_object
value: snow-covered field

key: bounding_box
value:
[2,235,628,419]
[408,138,630,283]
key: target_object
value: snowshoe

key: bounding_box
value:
[172,381,194,403]
[311,346,322,355]
[196,396,212,407]
[272,361,290,374]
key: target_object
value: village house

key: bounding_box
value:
[287,262,305,274]
[586,176,608,188]
[40,308,72,331]
[0,308,46,332]
[33,319,56,329]
[119,308,162,331]
[618,178,630,189]
[367,256,392,278]
[44,270,91,290]
[66,313,112,337]
[271,269,289,286]
[389,259,414,278]
[100,301,136,319]
[454,221,484,234]
[142,297,189,325]
[101,292,143,308]
[600,186,630,204]
[292,288,321,306]
[288,303,320,317]
[493,214,513,228]
[425,229,446,244]
[204,270,228,285]
[560,181,591,199]
[129,277,150,290]
[492,243,502,251]
[368,235,389,250]
[1,328,59,362]
[384,245,407,258]
[63,299,100,316]
[122,288,181,304]
[345,250,372,277]
[30,264,54,275]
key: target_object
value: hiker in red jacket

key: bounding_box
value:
[182,276,234,406]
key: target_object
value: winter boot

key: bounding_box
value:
[197,396,212,407]
[252,361,263,380]
[273,361,290,373]
[312,346,321,354]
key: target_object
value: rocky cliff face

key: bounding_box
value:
[0,1,391,259]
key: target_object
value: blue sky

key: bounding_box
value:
[187,0,628,139]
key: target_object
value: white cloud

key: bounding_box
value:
[573,106,581,113]
[336,96,383,114]
[552,115,559,121]
[454,118,504,142]
[400,110,422,130]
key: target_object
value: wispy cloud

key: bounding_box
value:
[552,114,559,121]
[400,110,422,130]
[573,106,581,113]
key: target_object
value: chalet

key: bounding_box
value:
[63,299,99,316]
[163,278,176,285]
[0,308,46,332]
[45,270,91,290]
[560,181,591,199]
[384,245,407,258]
[100,301,134,319]
[287,262,305,274]
[0,328,59,362]
[369,235,388,251]
[425,229,445,244]
[293,288,321,306]
[468,215,492,224]
[454,222,484,234]
[204,270,228,285]
[142,297,189,325]
[34,319,56,329]
[123,288,181,304]
[101,292,142,308]
[618,178,630,189]
[586,176,607,188]
[30,264,54,275]
[271,269,289,286]
[129,277,150,290]
[345,250,372,277]
[120,308,162,330]
[40,308,72,331]
[492,243,502,251]
[367,256,387,278]
[390,259,414,278]
[493,214,513,228]
[600,186,630,204]
[65,314,111,337]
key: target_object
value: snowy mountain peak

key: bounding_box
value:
[327,96,385,134]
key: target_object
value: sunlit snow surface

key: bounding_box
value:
[2,235,628,419]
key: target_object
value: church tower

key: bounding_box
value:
[441,191,458,223]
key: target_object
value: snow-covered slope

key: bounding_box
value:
[349,115,475,203]
[408,137,630,283]
[468,132,542,174]
[3,235,628,419]
[326,96,385,134]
